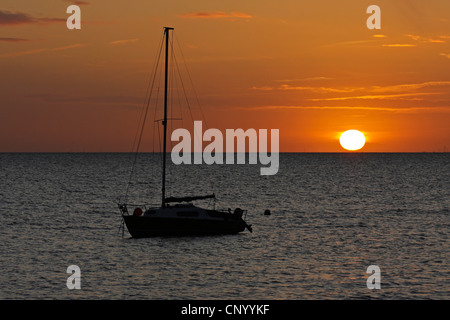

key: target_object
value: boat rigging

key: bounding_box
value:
[117,27,252,237]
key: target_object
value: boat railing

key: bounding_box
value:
[217,208,248,218]
[118,203,159,215]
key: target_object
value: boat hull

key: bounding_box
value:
[123,215,247,238]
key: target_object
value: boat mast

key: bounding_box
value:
[162,27,173,208]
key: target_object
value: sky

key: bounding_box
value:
[1,0,449,152]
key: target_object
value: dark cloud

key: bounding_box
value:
[0,37,30,42]
[180,11,252,19]
[0,10,65,26]
[64,0,90,5]
[0,10,34,25]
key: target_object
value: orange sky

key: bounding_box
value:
[1,0,449,152]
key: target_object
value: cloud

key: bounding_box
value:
[251,81,450,107]
[51,44,87,51]
[27,93,142,108]
[407,34,446,43]
[36,17,67,24]
[440,53,450,59]
[275,76,333,82]
[0,10,65,26]
[109,39,139,46]
[0,43,86,58]
[64,0,90,5]
[319,39,377,48]
[0,10,34,25]
[187,55,271,63]
[245,105,450,113]
[380,34,446,49]
[0,37,30,42]
[382,44,416,47]
[309,92,438,101]
[180,11,252,20]
[278,85,358,94]
[370,81,450,93]
[252,84,358,93]
[0,48,47,58]
[253,81,450,94]
[251,86,275,91]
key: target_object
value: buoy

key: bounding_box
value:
[264,209,271,215]
[133,207,143,216]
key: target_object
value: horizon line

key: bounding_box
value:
[0,151,448,154]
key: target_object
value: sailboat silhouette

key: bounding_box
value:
[118,27,252,237]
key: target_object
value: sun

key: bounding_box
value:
[339,130,366,151]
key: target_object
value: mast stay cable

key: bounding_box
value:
[122,31,165,204]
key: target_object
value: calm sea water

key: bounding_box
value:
[0,153,448,299]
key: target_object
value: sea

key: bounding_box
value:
[0,153,448,300]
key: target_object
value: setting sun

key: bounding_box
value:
[339,130,366,151]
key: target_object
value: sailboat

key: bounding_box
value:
[118,27,252,238]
